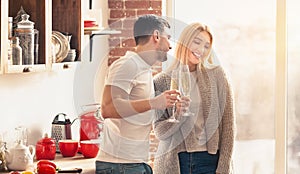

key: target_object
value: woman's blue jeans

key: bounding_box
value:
[95,161,153,174]
[178,151,219,174]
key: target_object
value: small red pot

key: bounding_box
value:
[36,133,56,160]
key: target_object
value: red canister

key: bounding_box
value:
[36,133,56,160]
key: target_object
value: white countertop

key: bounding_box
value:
[53,153,96,173]
[3,153,96,174]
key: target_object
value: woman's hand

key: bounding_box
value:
[175,96,191,116]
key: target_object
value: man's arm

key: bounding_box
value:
[101,85,179,119]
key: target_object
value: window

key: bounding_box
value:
[288,0,300,173]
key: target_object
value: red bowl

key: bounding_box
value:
[59,140,79,157]
[80,140,100,158]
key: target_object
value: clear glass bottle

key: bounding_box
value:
[11,37,22,65]
[8,17,13,38]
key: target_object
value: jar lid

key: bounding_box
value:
[37,133,55,144]
[17,14,34,29]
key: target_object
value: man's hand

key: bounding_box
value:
[150,89,180,110]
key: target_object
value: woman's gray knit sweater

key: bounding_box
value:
[153,65,236,174]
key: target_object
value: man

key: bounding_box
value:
[95,15,179,173]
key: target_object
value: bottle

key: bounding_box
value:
[8,17,13,38]
[7,39,12,65]
[11,37,22,65]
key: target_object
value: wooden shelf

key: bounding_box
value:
[84,27,121,35]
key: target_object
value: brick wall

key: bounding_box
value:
[108,0,162,66]
[107,0,163,167]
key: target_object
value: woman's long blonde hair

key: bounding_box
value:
[167,22,218,72]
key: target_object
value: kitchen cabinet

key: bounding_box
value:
[0,0,84,74]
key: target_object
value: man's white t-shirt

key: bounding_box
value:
[97,51,155,163]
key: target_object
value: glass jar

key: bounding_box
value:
[11,37,22,65]
[14,14,38,65]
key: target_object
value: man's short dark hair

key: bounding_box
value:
[133,14,170,45]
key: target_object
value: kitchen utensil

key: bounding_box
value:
[58,140,78,157]
[57,168,82,173]
[35,133,56,160]
[5,140,35,171]
[80,140,100,158]
[51,113,72,153]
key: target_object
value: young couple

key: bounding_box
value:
[95,14,235,174]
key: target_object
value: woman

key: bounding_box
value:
[153,23,235,174]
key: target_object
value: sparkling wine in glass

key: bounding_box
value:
[179,65,194,116]
[167,70,180,123]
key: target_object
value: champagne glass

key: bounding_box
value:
[15,126,28,145]
[179,64,194,116]
[167,70,180,123]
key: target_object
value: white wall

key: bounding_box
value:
[0,71,76,146]
[0,0,109,148]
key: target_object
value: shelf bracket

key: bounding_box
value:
[89,0,92,9]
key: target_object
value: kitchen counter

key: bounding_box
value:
[3,153,96,174]
[52,153,96,173]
